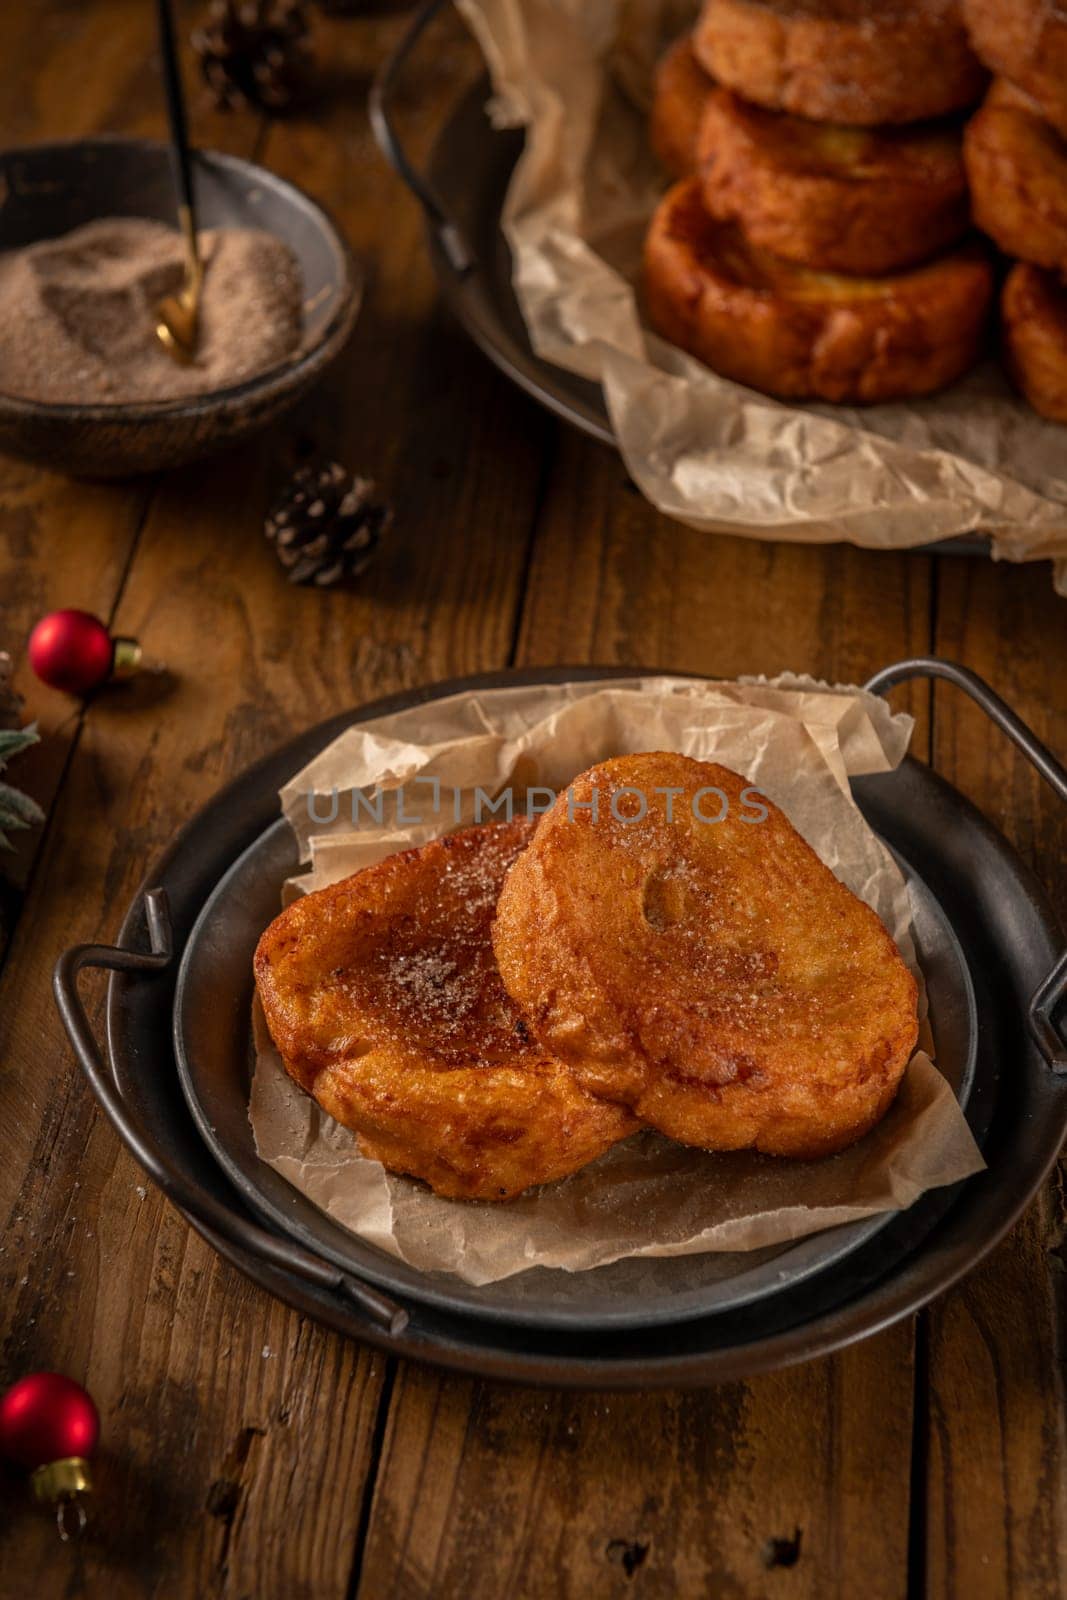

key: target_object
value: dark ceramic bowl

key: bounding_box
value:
[0,138,361,478]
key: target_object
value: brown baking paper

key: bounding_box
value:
[454,0,1067,593]
[249,676,984,1285]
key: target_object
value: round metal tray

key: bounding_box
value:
[171,809,975,1334]
[369,1,989,560]
[55,662,1067,1387]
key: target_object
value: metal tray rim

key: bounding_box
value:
[100,665,1067,1386]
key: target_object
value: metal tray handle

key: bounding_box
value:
[369,0,476,276]
[53,889,408,1337]
[866,656,1067,1073]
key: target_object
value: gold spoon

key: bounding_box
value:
[156,203,203,361]
[154,0,203,362]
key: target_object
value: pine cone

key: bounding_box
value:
[265,461,391,586]
[192,0,312,113]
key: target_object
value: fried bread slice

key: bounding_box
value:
[964,79,1067,271]
[693,0,986,125]
[962,0,1067,136]
[1003,261,1067,422]
[643,177,993,402]
[254,817,637,1200]
[699,89,968,273]
[651,33,716,177]
[493,753,919,1159]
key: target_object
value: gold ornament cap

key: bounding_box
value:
[30,1456,93,1504]
[111,638,142,680]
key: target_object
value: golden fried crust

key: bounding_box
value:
[693,0,986,125]
[254,817,636,1201]
[964,79,1067,271]
[961,0,1067,136]
[643,177,993,402]
[650,34,715,178]
[1002,261,1067,422]
[699,90,968,273]
[493,754,919,1159]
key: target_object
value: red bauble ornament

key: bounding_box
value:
[27,608,141,695]
[0,1372,99,1540]
[0,1371,99,1467]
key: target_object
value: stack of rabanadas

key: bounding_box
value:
[646,0,1067,419]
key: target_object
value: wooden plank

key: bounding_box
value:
[0,463,151,909]
[1,0,246,150]
[924,555,1067,1600]
[0,0,262,923]
[358,437,934,1600]
[515,435,934,688]
[0,8,548,1595]
[361,1356,919,1600]
[254,11,538,689]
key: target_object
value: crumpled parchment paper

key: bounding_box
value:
[249,676,984,1286]
[454,0,1067,593]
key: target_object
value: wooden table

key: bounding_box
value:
[1,3,1065,1595]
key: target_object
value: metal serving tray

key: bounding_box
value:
[168,779,974,1336]
[54,661,1067,1387]
[369,0,989,560]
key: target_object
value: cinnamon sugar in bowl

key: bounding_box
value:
[0,139,360,478]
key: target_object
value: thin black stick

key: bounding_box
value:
[155,0,197,225]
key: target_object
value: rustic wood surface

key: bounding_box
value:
[0,4,1063,1596]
